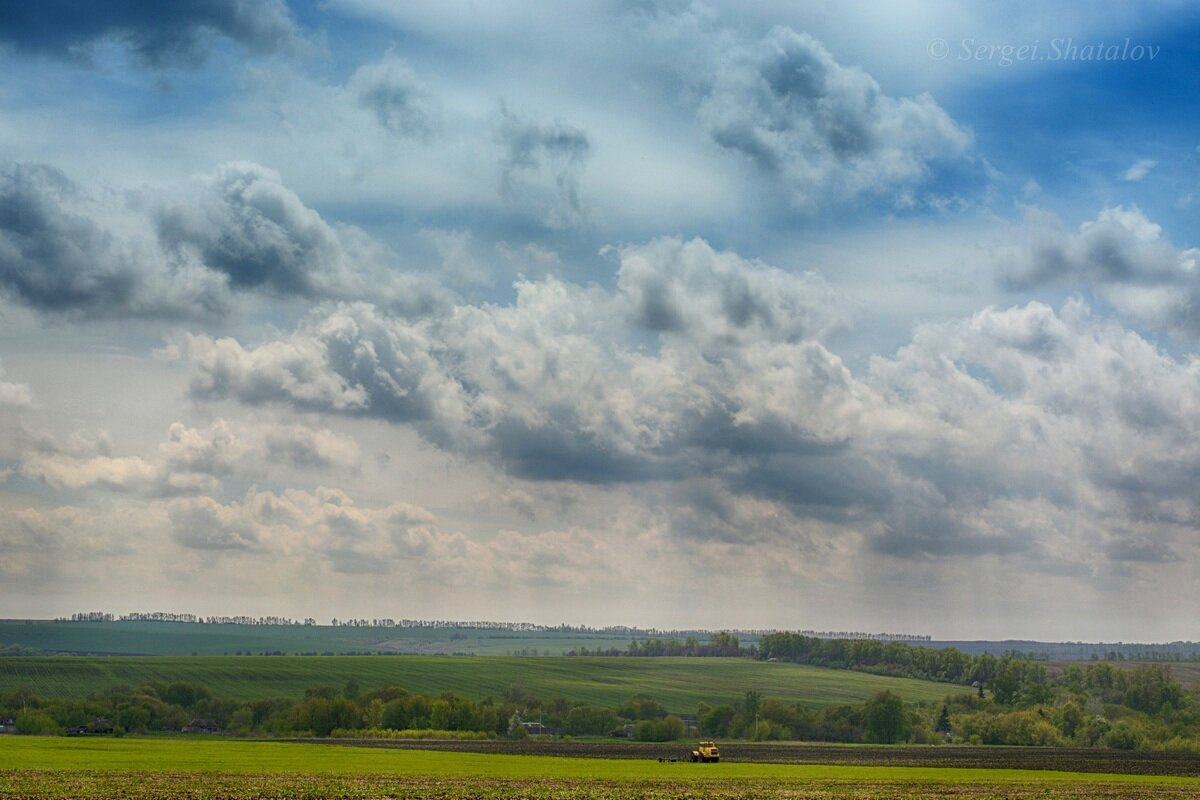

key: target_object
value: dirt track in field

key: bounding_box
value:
[299,739,1200,777]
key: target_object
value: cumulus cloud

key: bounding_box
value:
[996,206,1200,335]
[0,0,300,68]
[177,237,860,487]
[498,107,592,228]
[616,236,840,346]
[167,486,466,575]
[0,162,229,318]
[0,361,33,408]
[0,160,449,319]
[172,237,1200,578]
[20,419,360,495]
[164,484,634,590]
[865,299,1200,558]
[156,162,449,314]
[694,26,970,207]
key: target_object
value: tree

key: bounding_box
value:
[935,704,952,735]
[742,690,762,720]
[710,631,740,655]
[1122,664,1186,714]
[864,691,909,744]
[1056,702,1082,740]
[702,704,735,737]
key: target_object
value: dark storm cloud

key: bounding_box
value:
[487,415,678,484]
[730,450,892,519]
[1083,451,1200,527]
[0,163,134,310]
[0,161,228,318]
[0,0,299,68]
[1105,536,1176,564]
[870,509,1031,559]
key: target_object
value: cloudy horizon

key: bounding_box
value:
[2,1,1199,641]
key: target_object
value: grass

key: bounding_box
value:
[5,738,1199,800]
[1,737,1197,785]
[0,655,954,711]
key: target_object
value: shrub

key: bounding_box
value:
[1104,720,1143,751]
[634,715,685,741]
[16,712,62,736]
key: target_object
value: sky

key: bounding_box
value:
[1,1,1199,641]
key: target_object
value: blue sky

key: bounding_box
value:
[1,1,1198,639]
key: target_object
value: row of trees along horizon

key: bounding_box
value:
[4,636,1200,750]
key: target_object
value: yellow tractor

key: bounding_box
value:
[690,740,720,763]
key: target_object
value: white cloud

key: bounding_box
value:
[1121,158,1158,182]
[996,205,1200,335]
[19,419,360,496]
[691,26,971,207]
[176,237,859,484]
[0,361,33,408]
[172,232,1200,587]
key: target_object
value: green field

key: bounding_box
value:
[0,655,954,710]
[2,738,1196,800]
[0,620,651,656]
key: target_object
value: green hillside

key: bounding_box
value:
[0,656,953,712]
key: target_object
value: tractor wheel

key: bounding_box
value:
[691,754,698,762]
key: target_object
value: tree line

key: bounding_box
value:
[0,680,924,744]
[4,658,1199,750]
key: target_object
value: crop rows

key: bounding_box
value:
[3,772,1198,800]
[313,739,1200,776]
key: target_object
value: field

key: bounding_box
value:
[2,737,1199,799]
[0,655,953,710]
[318,739,1200,776]
[0,620,653,656]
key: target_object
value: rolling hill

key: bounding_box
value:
[0,655,955,712]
